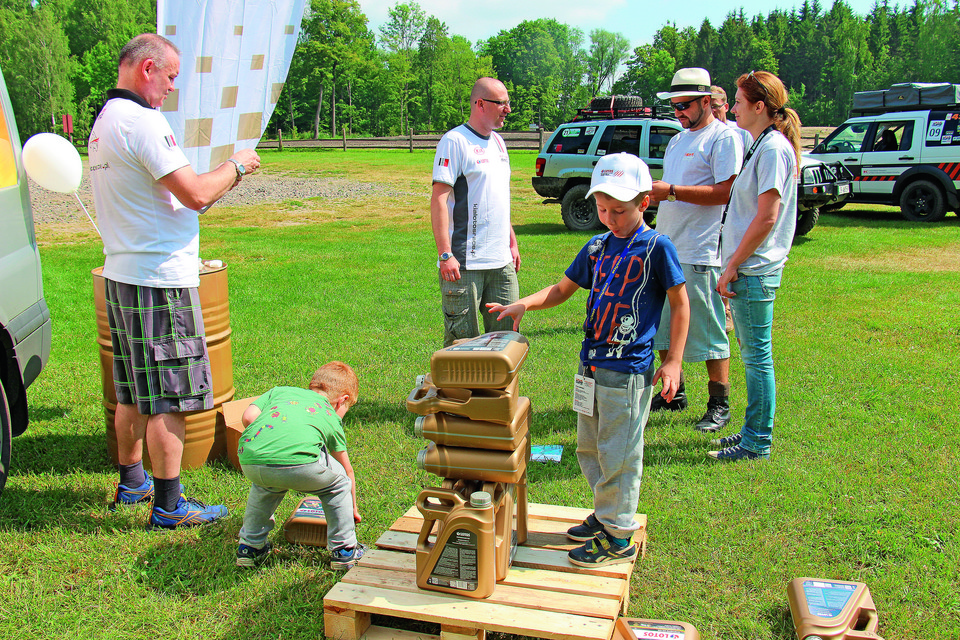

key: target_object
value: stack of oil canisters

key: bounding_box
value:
[405,331,531,599]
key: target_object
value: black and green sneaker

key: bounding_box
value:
[566,513,604,542]
[568,531,637,567]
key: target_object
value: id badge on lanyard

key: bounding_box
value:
[573,373,596,416]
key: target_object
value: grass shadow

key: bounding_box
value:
[0,484,122,532]
[514,221,576,236]
[762,602,799,639]
[819,208,960,228]
[10,432,113,475]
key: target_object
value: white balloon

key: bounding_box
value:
[22,132,83,193]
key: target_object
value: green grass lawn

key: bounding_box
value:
[3,149,959,639]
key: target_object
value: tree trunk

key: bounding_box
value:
[313,84,324,139]
[348,77,354,132]
[330,64,338,139]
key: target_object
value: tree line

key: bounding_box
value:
[1,0,959,142]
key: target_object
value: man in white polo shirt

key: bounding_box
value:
[649,68,742,433]
[431,77,521,346]
[90,33,261,529]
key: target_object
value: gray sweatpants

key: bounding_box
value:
[576,364,653,538]
[239,452,356,551]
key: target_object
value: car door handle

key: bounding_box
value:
[844,157,858,162]
[899,156,914,161]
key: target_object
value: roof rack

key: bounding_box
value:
[570,96,678,122]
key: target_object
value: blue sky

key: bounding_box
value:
[358,0,890,49]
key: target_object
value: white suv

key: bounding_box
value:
[809,84,960,221]
[0,66,52,494]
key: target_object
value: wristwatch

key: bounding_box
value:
[228,158,246,179]
[439,252,454,261]
[667,184,677,202]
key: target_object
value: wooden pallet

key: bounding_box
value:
[323,503,646,640]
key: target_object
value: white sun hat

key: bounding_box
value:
[657,68,713,100]
[586,153,653,202]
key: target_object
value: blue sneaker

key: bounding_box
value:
[330,544,366,570]
[566,513,604,542]
[110,473,154,511]
[710,432,743,448]
[149,494,228,530]
[236,542,273,568]
[568,531,637,567]
[706,444,768,462]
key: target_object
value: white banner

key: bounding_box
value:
[156,0,306,174]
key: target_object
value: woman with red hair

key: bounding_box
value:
[710,70,801,462]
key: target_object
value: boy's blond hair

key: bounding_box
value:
[309,361,359,407]
[631,191,651,207]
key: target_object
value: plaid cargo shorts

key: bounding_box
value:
[105,279,213,415]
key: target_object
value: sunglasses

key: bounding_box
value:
[671,99,698,112]
[749,70,770,98]
[480,98,511,108]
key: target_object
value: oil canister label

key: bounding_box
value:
[802,579,857,618]
[624,620,686,639]
[447,332,511,352]
[427,528,478,591]
[294,499,325,520]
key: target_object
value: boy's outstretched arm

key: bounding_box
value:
[652,283,689,402]
[485,276,580,331]
[330,449,361,524]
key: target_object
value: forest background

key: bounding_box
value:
[2,0,960,143]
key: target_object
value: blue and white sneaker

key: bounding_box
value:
[236,542,273,568]
[330,544,366,570]
[109,473,154,511]
[710,432,743,448]
[568,531,637,567]
[149,494,228,530]
[706,444,768,462]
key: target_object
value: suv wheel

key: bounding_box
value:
[561,184,602,231]
[900,179,947,222]
[795,207,820,237]
[0,383,11,496]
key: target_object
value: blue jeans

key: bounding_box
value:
[729,270,782,456]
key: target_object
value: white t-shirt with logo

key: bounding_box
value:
[432,124,512,270]
[89,96,197,288]
[722,129,798,274]
[655,119,742,267]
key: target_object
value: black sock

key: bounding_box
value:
[154,476,182,512]
[118,461,146,488]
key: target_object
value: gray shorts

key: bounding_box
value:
[105,279,213,415]
[653,263,729,361]
[439,264,519,347]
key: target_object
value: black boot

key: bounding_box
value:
[695,381,730,432]
[651,376,687,412]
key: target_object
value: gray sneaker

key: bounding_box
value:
[330,543,366,570]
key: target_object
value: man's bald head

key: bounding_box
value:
[471,77,506,102]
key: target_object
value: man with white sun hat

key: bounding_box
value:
[648,68,743,434]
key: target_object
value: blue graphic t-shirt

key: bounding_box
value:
[565,227,684,375]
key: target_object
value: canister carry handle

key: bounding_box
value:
[416,487,466,520]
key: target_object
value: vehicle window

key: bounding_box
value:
[871,121,913,152]
[819,123,868,154]
[0,99,17,188]
[549,125,596,155]
[596,125,642,156]
[649,126,680,159]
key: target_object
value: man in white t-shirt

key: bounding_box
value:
[648,68,742,433]
[711,85,754,152]
[431,77,521,346]
[90,33,261,529]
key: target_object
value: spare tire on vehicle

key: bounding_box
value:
[589,95,644,111]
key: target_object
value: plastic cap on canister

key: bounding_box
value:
[413,416,425,438]
[416,447,428,470]
[470,491,492,508]
[415,374,427,386]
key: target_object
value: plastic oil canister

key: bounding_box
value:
[282,496,328,547]
[416,435,529,484]
[416,488,497,599]
[787,578,884,639]
[414,396,530,450]
[612,617,700,640]
[429,331,529,389]
[406,377,520,424]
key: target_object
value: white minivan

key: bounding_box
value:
[809,84,960,221]
[0,65,52,495]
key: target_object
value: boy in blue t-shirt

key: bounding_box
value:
[487,153,689,566]
[234,361,364,570]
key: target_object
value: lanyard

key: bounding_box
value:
[587,225,644,329]
[717,124,777,257]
